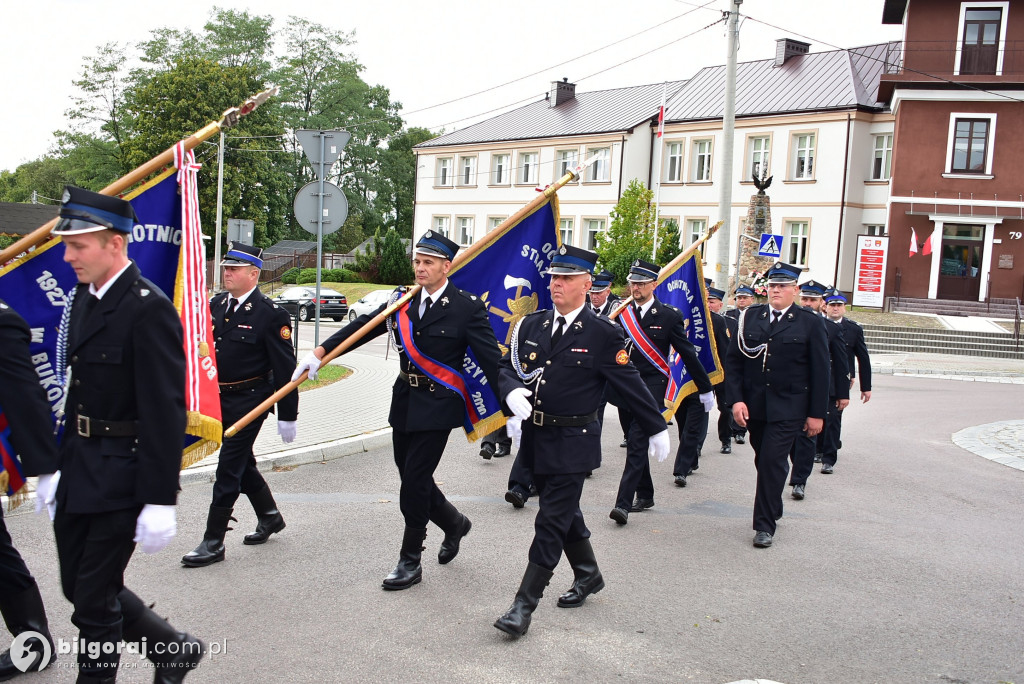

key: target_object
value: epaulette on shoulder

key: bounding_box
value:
[131,278,168,302]
[595,315,619,328]
[525,308,549,319]
[455,287,480,302]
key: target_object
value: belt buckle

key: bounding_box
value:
[77,415,91,438]
[407,373,419,388]
[532,410,544,427]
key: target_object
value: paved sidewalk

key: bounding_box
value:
[953,420,1024,472]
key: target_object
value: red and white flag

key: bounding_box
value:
[909,227,918,257]
[922,229,937,256]
[656,83,667,138]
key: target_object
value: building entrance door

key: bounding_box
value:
[937,224,984,300]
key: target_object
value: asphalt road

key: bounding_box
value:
[5,373,1023,684]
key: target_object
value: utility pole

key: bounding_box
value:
[213,131,225,292]
[715,0,742,290]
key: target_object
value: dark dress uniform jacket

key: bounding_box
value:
[320,281,501,432]
[839,318,872,392]
[725,304,829,422]
[58,264,185,514]
[0,300,59,476]
[211,290,298,423]
[591,293,620,317]
[815,313,850,402]
[624,297,713,402]
[709,311,733,386]
[499,308,665,475]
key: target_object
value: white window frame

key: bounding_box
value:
[559,218,575,247]
[517,151,539,185]
[488,215,507,231]
[490,153,510,186]
[685,217,708,256]
[585,147,611,182]
[944,112,997,177]
[954,1,1009,76]
[865,224,887,236]
[435,157,452,187]
[583,218,606,250]
[665,141,684,183]
[456,216,474,246]
[432,215,451,238]
[785,220,810,266]
[872,134,893,180]
[457,156,476,187]
[790,132,816,180]
[747,135,771,181]
[691,139,713,182]
[555,148,580,183]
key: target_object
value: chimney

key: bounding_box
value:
[549,78,576,107]
[774,38,810,67]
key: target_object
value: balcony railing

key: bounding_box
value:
[881,40,1024,78]
[897,191,1024,220]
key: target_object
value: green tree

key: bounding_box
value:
[656,218,682,265]
[0,158,65,203]
[378,229,414,285]
[595,179,658,285]
[379,127,435,236]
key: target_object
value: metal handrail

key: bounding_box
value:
[1015,297,1022,347]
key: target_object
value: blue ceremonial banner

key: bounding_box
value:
[447,197,560,441]
[653,252,725,419]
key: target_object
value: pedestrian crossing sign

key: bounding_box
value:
[758,233,783,258]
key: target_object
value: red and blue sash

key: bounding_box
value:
[619,304,679,408]
[394,302,481,434]
[0,411,27,508]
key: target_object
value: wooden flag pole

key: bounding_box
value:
[609,220,724,320]
[0,86,279,265]
[223,152,605,438]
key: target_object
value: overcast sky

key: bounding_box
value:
[0,0,902,174]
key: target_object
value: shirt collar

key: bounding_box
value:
[771,304,792,318]
[553,301,587,331]
[89,261,133,300]
[421,281,448,306]
[229,285,259,306]
[636,296,656,318]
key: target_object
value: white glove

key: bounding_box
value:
[134,504,177,554]
[278,420,297,444]
[505,387,534,421]
[36,471,59,520]
[648,429,671,463]
[506,417,523,452]
[699,391,716,413]
[291,351,321,382]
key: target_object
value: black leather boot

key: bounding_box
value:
[120,592,205,684]
[382,527,427,591]
[181,505,234,568]
[493,563,554,638]
[0,582,55,680]
[244,484,286,545]
[434,500,472,565]
[557,539,605,608]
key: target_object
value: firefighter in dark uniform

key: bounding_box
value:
[725,285,755,444]
[494,246,668,638]
[588,269,620,317]
[0,300,58,678]
[292,231,502,591]
[614,260,713,519]
[726,262,829,548]
[182,243,298,568]
[705,283,736,454]
[823,289,872,472]
[51,186,204,681]
[787,281,849,500]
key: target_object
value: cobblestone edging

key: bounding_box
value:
[952,420,1024,472]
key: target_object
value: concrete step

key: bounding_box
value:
[893,297,1019,318]
[861,323,1024,359]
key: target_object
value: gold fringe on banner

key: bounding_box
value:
[181,412,224,469]
[465,412,508,444]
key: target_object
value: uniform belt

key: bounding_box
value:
[531,409,599,427]
[76,415,139,438]
[218,372,271,393]
[399,370,437,391]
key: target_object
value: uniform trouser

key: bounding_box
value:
[0,509,36,593]
[614,420,654,510]
[617,407,633,440]
[482,426,511,449]
[789,431,816,485]
[821,406,844,466]
[528,472,590,570]
[731,413,748,439]
[54,507,142,677]
[672,394,707,476]
[212,407,270,508]
[715,386,732,444]
[747,418,805,536]
[392,428,460,532]
[507,450,533,496]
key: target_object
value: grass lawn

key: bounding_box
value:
[297,364,351,392]
[262,282,398,301]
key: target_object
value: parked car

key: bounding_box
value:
[347,288,395,322]
[272,286,348,322]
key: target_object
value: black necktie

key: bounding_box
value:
[551,316,566,346]
[225,298,238,321]
[421,297,432,318]
[771,310,781,326]
[593,306,601,315]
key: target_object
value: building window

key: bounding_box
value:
[792,134,815,179]
[686,218,707,256]
[692,140,712,182]
[433,216,450,238]
[958,5,1006,75]
[586,147,610,182]
[559,218,574,246]
[872,134,893,180]
[665,142,683,182]
[491,154,510,185]
[518,151,538,185]
[456,216,474,246]
[865,224,887,236]
[556,149,578,181]
[488,216,506,231]
[786,221,809,266]
[457,156,476,186]
[748,136,770,180]
[951,118,991,174]
[584,218,605,250]
[436,158,452,186]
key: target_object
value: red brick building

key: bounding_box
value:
[880,0,1024,303]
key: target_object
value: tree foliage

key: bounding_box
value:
[378,230,414,285]
[596,179,660,285]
